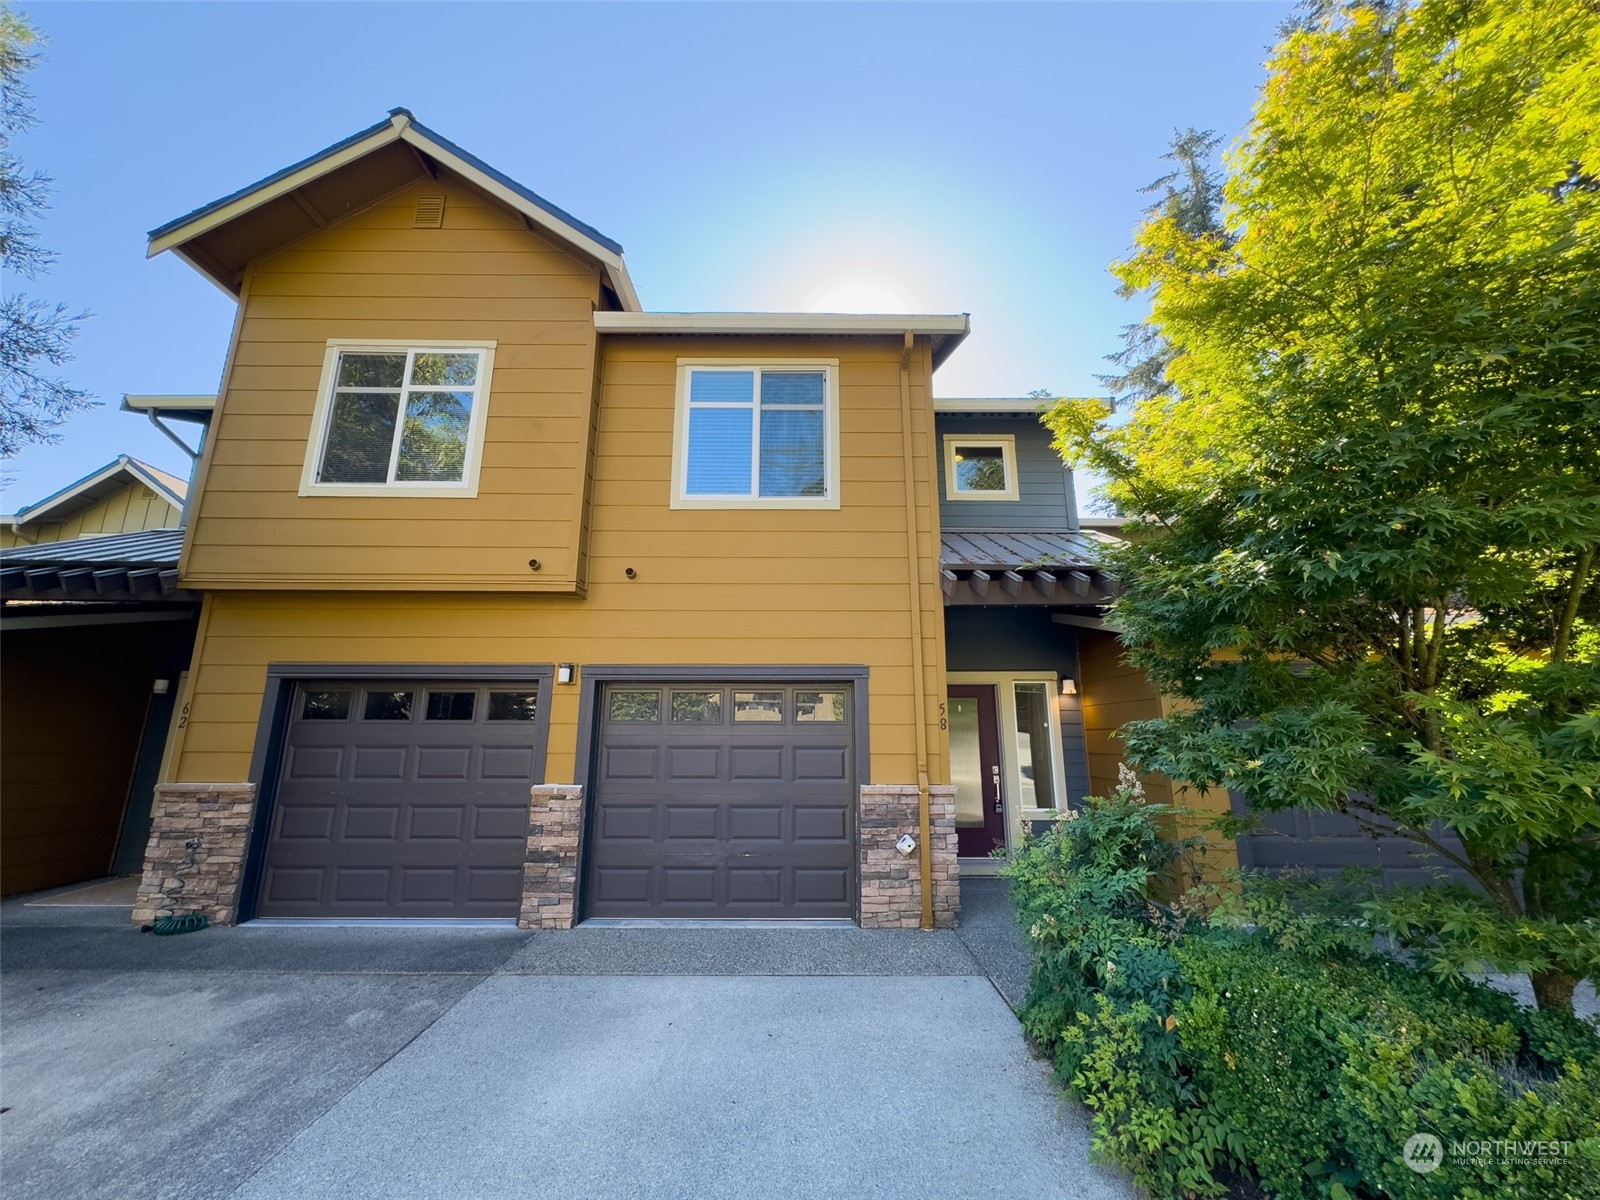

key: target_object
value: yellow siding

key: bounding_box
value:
[175,335,949,789]
[180,171,602,592]
[1,481,182,547]
[1077,628,1237,871]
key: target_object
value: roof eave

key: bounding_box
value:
[593,312,970,365]
[147,109,641,310]
[121,394,218,424]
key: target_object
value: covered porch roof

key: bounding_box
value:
[0,529,194,603]
[939,529,1120,606]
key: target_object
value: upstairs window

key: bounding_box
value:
[301,342,495,497]
[672,361,840,509]
[944,434,1018,501]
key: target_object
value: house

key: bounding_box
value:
[0,409,212,896]
[112,108,1242,930]
[1,454,187,548]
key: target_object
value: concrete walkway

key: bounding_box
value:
[0,881,1133,1200]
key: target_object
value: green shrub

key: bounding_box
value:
[1008,782,1600,1200]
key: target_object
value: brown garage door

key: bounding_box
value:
[255,680,541,919]
[585,682,857,920]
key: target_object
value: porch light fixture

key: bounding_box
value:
[557,664,575,685]
[1060,677,1078,697]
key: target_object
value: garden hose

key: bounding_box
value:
[144,837,210,936]
[152,913,209,936]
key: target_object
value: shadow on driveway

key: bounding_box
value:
[0,886,1130,1200]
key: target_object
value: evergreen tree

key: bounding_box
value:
[1,7,91,458]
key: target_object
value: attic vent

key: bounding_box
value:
[413,195,446,228]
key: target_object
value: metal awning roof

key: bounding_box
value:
[1,529,193,602]
[939,529,1120,607]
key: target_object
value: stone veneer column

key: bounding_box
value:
[521,784,586,930]
[858,784,960,929]
[131,783,257,927]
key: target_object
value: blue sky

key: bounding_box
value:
[4,1,1291,512]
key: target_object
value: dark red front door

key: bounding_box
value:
[948,685,1005,857]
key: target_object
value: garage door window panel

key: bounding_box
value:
[425,691,476,721]
[609,690,661,722]
[670,690,723,723]
[302,690,351,720]
[733,691,784,722]
[487,691,539,721]
[795,691,845,722]
[362,690,413,721]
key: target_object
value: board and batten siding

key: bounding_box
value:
[180,172,602,593]
[936,414,1074,532]
[1,483,181,549]
[173,335,951,789]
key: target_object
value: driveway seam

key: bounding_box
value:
[218,969,497,1200]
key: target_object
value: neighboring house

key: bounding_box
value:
[1,454,187,548]
[120,109,1250,929]
[0,404,213,895]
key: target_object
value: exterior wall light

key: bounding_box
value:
[557,664,575,685]
[1060,677,1078,696]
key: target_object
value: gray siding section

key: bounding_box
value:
[937,415,1075,532]
[944,607,1092,808]
[1231,793,1474,888]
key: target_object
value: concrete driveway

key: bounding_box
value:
[0,881,1136,1200]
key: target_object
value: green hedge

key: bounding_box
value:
[1010,791,1600,1200]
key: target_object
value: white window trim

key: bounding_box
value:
[947,671,1071,861]
[943,433,1019,502]
[299,339,497,498]
[670,358,841,510]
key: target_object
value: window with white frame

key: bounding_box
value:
[944,434,1018,501]
[673,362,839,508]
[1012,681,1058,810]
[302,343,495,495]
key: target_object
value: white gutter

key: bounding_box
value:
[595,312,969,338]
[934,396,1051,413]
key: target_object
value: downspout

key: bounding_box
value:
[898,331,935,930]
[145,411,201,462]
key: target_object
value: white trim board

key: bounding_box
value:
[598,312,968,337]
[669,359,842,511]
[298,340,497,499]
[122,394,218,414]
[943,433,1020,502]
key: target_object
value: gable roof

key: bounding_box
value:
[3,456,187,529]
[148,108,640,310]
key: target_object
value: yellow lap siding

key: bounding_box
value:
[177,592,946,787]
[1078,628,1238,871]
[180,172,601,592]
